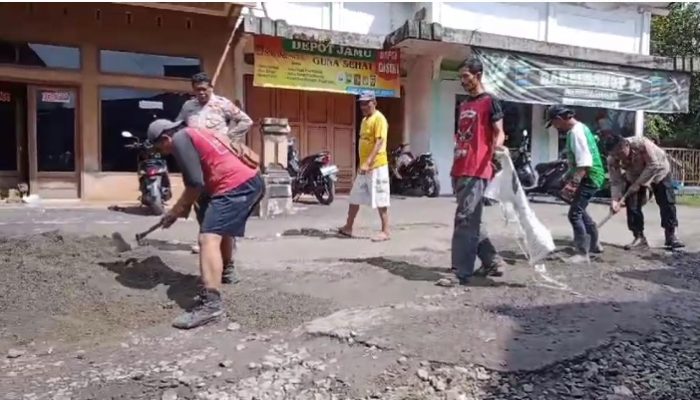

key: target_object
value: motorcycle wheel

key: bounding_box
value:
[314,177,335,205]
[148,185,165,216]
[422,174,440,198]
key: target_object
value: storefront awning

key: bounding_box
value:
[475,48,691,114]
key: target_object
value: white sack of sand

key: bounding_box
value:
[484,152,555,265]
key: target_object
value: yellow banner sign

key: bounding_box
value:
[253,36,401,98]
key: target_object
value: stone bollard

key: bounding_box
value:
[257,118,293,219]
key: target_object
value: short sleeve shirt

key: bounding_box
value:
[451,92,503,179]
[177,94,237,137]
[358,110,389,169]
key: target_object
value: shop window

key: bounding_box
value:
[0,41,80,69]
[0,86,18,171]
[454,95,532,149]
[100,87,191,172]
[99,50,201,78]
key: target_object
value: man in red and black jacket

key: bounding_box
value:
[449,57,508,286]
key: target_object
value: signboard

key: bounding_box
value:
[41,91,71,104]
[474,48,691,114]
[253,36,400,98]
[0,91,10,102]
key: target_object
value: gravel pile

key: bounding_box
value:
[370,316,699,400]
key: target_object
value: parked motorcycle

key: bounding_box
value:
[525,150,569,199]
[389,144,441,197]
[121,131,172,215]
[525,149,611,200]
[512,130,538,190]
[287,137,338,205]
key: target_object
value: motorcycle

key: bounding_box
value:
[389,144,441,197]
[121,131,172,215]
[512,130,538,190]
[525,149,611,200]
[287,136,338,205]
[525,151,569,199]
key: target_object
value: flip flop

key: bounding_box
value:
[371,234,391,242]
[336,228,353,238]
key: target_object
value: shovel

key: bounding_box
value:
[597,189,634,229]
[111,221,163,253]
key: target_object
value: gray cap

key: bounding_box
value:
[544,105,574,128]
[147,119,182,142]
[357,90,376,102]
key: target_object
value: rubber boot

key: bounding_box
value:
[588,226,603,254]
[664,228,685,250]
[568,234,591,264]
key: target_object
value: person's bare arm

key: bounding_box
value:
[490,97,506,150]
[492,119,506,149]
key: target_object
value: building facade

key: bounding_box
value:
[0,2,245,201]
[0,2,690,201]
[238,1,689,195]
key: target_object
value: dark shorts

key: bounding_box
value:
[195,174,264,237]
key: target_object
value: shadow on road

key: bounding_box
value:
[107,204,154,216]
[99,256,199,310]
[340,256,446,281]
[139,238,194,252]
[282,228,348,240]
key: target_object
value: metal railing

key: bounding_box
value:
[663,147,700,186]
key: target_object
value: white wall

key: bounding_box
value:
[434,2,648,55]
[247,2,413,35]
[548,3,643,53]
[254,2,332,30]
[437,2,547,41]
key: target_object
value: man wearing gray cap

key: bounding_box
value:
[177,72,253,258]
[147,119,263,329]
[338,90,391,242]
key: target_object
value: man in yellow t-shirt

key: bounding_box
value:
[338,91,391,242]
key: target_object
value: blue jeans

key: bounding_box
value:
[451,177,501,280]
[567,180,599,253]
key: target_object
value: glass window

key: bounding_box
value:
[36,89,77,172]
[100,87,191,172]
[0,84,20,171]
[99,50,201,78]
[0,40,80,69]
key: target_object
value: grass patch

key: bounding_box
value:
[677,195,700,207]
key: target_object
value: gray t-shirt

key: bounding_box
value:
[170,128,204,190]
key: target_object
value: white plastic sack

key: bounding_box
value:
[484,152,555,264]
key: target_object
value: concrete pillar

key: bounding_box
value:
[403,56,435,155]
[634,111,644,137]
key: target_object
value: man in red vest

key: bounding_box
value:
[448,57,508,286]
[148,119,263,329]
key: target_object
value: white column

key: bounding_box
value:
[636,10,652,137]
[404,56,434,155]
